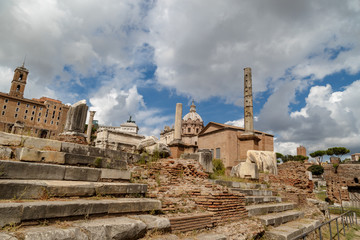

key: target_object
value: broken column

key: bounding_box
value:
[86,111,96,144]
[169,103,185,158]
[58,100,88,144]
[244,67,254,133]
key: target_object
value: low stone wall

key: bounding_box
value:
[261,161,314,205]
[323,163,360,205]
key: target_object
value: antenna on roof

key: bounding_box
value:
[22,55,27,67]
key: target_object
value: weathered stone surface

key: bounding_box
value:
[108,198,161,214]
[145,142,171,157]
[211,180,267,189]
[22,137,62,151]
[76,217,147,240]
[195,233,228,240]
[100,168,131,180]
[94,182,147,196]
[63,100,88,133]
[0,146,12,159]
[137,136,157,150]
[130,215,170,230]
[64,153,99,166]
[16,148,66,164]
[198,150,213,173]
[21,226,87,240]
[255,210,303,226]
[64,166,101,181]
[0,233,17,240]
[246,203,296,217]
[0,204,22,227]
[231,161,258,179]
[247,150,277,175]
[0,132,21,146]
[151,234,179,240]
[0,160,65,180]
[61,142,91,156]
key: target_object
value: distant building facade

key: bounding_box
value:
[95,118,144,152]
[198,122,274,170]
[351,153,360,161]
[0,64,69,138]
[297,145,307,157]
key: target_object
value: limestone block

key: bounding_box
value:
[16,147,66,164]
[231,162,258,179]
[100,169,131,180]
[0,160,65,180]
[75,217,147,240]
[0,146,12,159]
[0,132,21,146]
[61,142,91,155]
[22,137,62,151]
[108,199,161,214]
[64,100,88,133]
[64,166,101,182]
[145,142,171,157]
[137,136,158,150]
[130,215,170,231]
[0,204,23,227]
[94,183,147,195]
[21,227,88,240]
[195,233,228,240]
[0,233,17,240]
[181,153,200,161]
[199,151,213,173]
[247,150,277,175]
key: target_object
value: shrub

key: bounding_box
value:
[212,159,225,176]
[307,165,324,175]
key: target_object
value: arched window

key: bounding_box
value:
[16,85,20,92]
[19,74,23,80]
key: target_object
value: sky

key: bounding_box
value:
[0,0,360,157]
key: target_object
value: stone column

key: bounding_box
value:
[86,111,96,143]
[244,67,254,133]
[174,103,183,140]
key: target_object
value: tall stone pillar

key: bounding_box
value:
[244,67,254,133]
[174,103,183,140]
[86,111,96,144]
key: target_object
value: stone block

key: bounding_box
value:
[64,166,100,181]
[0,204,23,227]
[0,146,13,159]
[0,132,21,146]
[231,161,259,179]
[61,142,91,156]
[195,233,228,240]
[108,199,161,214]
[247,150,277,175]
[75,217,147,240]
[21,226,88,240]
[0,160,65,180]
[101,157,128,170]
[0,233,17,240]
[0,180,44,199]
[100,168,131,180]
[88,146,105,157]
[130,215,170,231]
[199,151,213,173]
[16,147,66,164]
[64,153,98,166]
[94,183,147,196]
[22,137,61,151]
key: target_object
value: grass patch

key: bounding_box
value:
[315,190,327,201]
[329,207,360,216]
[320,220,360,240]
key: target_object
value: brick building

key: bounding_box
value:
[0,64,69,139]
[297,145,307,157]
[198,122,274,170]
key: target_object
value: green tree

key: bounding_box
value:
[310,150,327,165]
[307,165,324,175]
[326,147,350,160]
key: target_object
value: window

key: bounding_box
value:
[31,117,34,121]
[38,118,40,122]
[33,106,36,109]
[14,114,18,118]
[16,108,19,112]
[196,128,199,133]
[44,119,47,123]
[195,141,197,145]
[3,105,6,109]
[35,129,38,133]
[1,111,5,115]
[25,110,28,114]
[56,122,59,125]
[188,128,191,133]
[17,102,20,106]
[39,113,41,116]
[19,74,23,80]
[24,116,27,119]
[45,114,48,118]
[40,107,42,110]
[5,99,8,103]
[54,106,56,109]
[216,148,220,159]
[26,104,29,107]
[32,111,35,115]
[51,121,53,125]
[59,107,62,110]
[16,85,20,92]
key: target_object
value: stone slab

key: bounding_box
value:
[0,233,17,240]
[246,203,296,217]
[94,182,147,196]
[130,215,170,230]
[245,196,282,204]
[16,147,66,164]
[65,153,127,170]
[0,132,21,146]
[0,198,161,227]
[0,160,65,180]
[22,137,61,151]
[0,146,13,159]
[256,210,304,226]
[21,226,88,240]
[265,218,321,240]
[231,189,273,196]
[100,168,131,180]
[194,233,228,240]
[64,166,101,181]
[210,180,267,189]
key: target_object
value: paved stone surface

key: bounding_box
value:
[0,198,161,227]
[246,203,296,217]
[22,137,62,151]
[255,210,304,226]
[16,147,66,164]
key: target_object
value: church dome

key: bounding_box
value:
[183,101,203,122]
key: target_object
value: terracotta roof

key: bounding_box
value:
[32,97,63,104]
[0,92,45,106]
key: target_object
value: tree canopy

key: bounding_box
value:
[309,150,327,165]
[276,153,308,163]
[326,147,350,157]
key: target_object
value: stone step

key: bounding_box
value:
[210,179,267,189]
[15,147,128,170]
[246,203,296,217]
[0,215,170,240]
[0,160,131,181]
[231,188,273,196]
[265,218,321,240]
[0,198,161,228]
[245,195,283,204]
[255,210,304,226]
[0,180,147,199]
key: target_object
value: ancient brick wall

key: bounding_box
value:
[261,161,314,205]
[323,164,360,203]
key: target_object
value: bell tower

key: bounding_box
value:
[9,63,29,98]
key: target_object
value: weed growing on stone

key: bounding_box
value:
[2,222,21,232]
[94,157,102,168]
